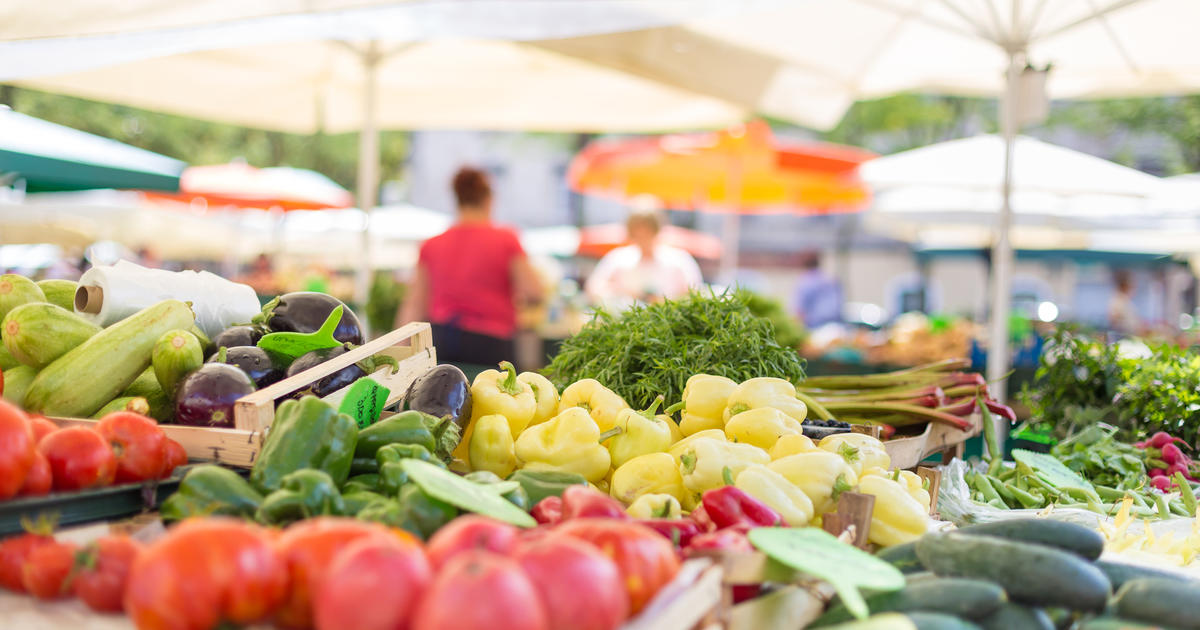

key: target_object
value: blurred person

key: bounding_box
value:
[238,253,279,296]
[585,207,703,310]
[1109,269,1141,335]
[792,251,842,327]
[398,167,542,366]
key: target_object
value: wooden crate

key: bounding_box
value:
[884,412,982,470]
[53,322,437,468]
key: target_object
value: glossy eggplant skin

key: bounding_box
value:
[285,344,363,399]
[403,364,472,428]
[212,346,287,389]
[212,325,265,349]
[174,363,256,428]
[262,292,363,345]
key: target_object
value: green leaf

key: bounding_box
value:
[401,459,535,527]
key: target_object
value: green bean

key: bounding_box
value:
[973,474,1003,504]
[989,476,1016,502]
[1005,483,1045,509]
[1175,473,1197,515]
[1095,485,1128,501]
[1154,493,1170,519]
[987,498,1007,509]
[1169,499,1190,517]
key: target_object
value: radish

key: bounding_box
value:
[1151,475,1171,491]
[1147,431,1189,449]
[1148,468,1167,478]
[1162,443,1186,466]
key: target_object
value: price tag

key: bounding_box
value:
[257,305,344,360]
[338,377,390,428]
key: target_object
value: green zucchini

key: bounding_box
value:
[92,396,150,418]
[121,367,174,422]
[0,345,20,370]
[3,303,101,369]
[152,329,203,396]
[820,612,982,630]
[1077,617,1170,630]
[813,578,1005,626]
[24,300,195,417]
[915,532,1110,611]
[877,541,925,574]
[0,275,45,321]
[36,279,78,311]
[2,365,37,407]
[979,603,1053,630]
[1113,578,1200,630]
[957,519,1104,561]
[188,324,214,355]
[1097,559,1198,591]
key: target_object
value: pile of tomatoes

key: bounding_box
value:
[1,513,681,630]
[0,399,186,499]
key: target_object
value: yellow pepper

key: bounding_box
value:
[610,452,690,507]
[819,433,891,477]
[514,407,613,483]
[768,452,858,515]
[735,465,815,526]
[769,434,819,460]
[454,361,537,463]
[725,407,805,451]
[678,374,738,436]
[606,397,676,469]
[868,468,932,512]
[678,437,770,495]
[468,413,517,477]
[625,493,683,519]
[558,379,629,432]
[667,429,727,465]
[517,371,560,427]
[722,377,807,424]
[857,474,930,547]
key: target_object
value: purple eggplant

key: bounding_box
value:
[403,364,472,428]
[285,343,398,399]
[174,362,256,428]
[210,346,286,389]
[212,325,265,349]
[256,292,363,345]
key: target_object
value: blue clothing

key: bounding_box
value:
[794,270,842,327]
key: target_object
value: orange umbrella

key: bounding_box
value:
[578,223,722,260]
[143,162,353,211]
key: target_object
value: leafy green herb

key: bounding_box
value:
[544,290,806,410]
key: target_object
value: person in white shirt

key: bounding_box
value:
[585,208,704,310]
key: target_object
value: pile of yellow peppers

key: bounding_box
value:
[458,364,934,547]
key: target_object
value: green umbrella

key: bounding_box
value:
[0,107,184,193]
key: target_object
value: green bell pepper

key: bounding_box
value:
[343,490,387,515]
[356,486,457,540]
[351,456,380,475]
[255,469,346,525]
[377,443,446,496]
[506,469,588,505]
[160,464,263,521]
[250,396,359,492]
[342,473,381,494]
[356,410,437,458]
[465,470,530,511]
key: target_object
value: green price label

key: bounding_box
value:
[338,377,390,429]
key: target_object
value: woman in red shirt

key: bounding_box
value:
[398,167,541,365]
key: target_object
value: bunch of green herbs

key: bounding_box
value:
[1049,424,1151,491]
[544,290,806,409]
[743,290,808,349]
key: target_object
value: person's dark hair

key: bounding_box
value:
[1114,269,1134,293]
[800,251,821,271]
[452,167,492,208]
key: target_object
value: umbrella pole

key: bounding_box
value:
[986,51,1022,404]
[718,159,745,286]
[355,42,381,334]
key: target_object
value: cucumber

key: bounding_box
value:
[1078,617,1170,630]
[2,365,37,407]
[0,275,45,322]
[3,303,102,369]
[820,612,982,630]
[92,396,150,418]
[122,367,174,422]
[1113,577,1200,630]
[36,279,77,311]
[152,329,203,396]
[915,532,1110,611]
[0,345,20,370]
[24,300,195,417]
[813,578,1005,626]
[877,541,925,574]
[957,519,1104,561]
[979,603,1053,630]
[1097,559,1199,590]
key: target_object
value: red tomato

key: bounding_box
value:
[161,438,187,478]
[313,534,431,630]
[19,450,52,496]
[553,519,681,614]
[22,540,78,599]
[125,518,287,630]
[40,426,117,491]
[27,415,59,445]
[425,515,519,570]
[73,535,143,613]
[0,531,56,592]
[275,517,402,630]
[514,537,629,630]
[95,412,167,483]
[413,550,548,630]
[0,399,35,499]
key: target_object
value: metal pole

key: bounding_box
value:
[986,51,1022,402]
[355,41,380,334]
